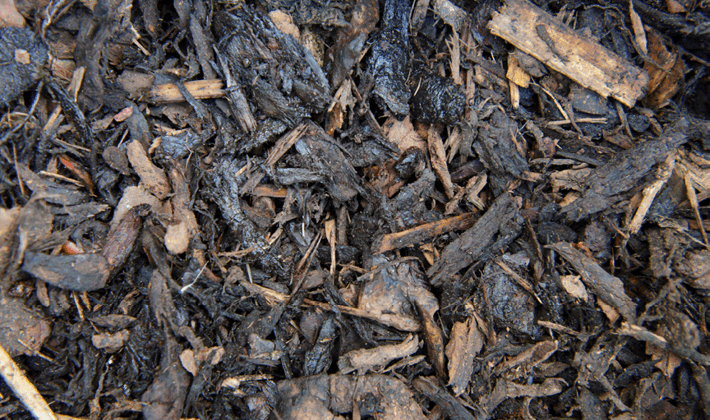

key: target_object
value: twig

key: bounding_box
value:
[0,343,58,420]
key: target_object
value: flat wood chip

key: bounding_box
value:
[488,0,649,107]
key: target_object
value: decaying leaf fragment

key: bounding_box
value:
[358,259,446,377]
[339,334,420,374]
[275,374,426,420]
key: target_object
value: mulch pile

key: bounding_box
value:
[1,0,710,419]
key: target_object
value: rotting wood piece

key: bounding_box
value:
[561,118,689,222]
[427,192,522,286]
[487,0,649,107]
[548,242,637,322]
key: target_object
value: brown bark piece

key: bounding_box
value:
[92,330,130,353]
[561,118,689,222]
[0,207,20,278]
[494,340,558,376]
[427,192,521,286]
[167,159,199,242]
[487,0,649,107]
[548,242,637,322]
[643,29,685,110]
[102,205,144,275]
[480,378,566,418]
[358,261,438,332]
[21,251,110,292]
[126,140,172,200]
[372,212,476,254]
[109,185,160,233]
[446,316,485,396]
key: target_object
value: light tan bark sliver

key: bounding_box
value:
[488,0,649,107]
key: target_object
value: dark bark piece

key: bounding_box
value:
[562,118,689,222]
[209,158,289,276]
[139,0,159,36]
[428,192,522,286]
[329,0,379,87]
[303,315,338,375]
[141,334,190,420]
[367,0,411,117]
[0,27,47,105]
[214,49,256,133]
[22,251,110,291]
[47,80,95,147]
[236,118,287,154]
[73,1,130,110]
[548,242,637,322]
[610,0,710,43]
[577,386,608,420]
[294,121,365,203]
[388,168,437,230]
[189,13,216,80]
[215,7,330,126]
[474,109,530,194]
[480,255,537,337]
[102,146,133,175]
[410,67,466,125]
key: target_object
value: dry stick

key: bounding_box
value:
[627,151,676,235]
[0,343,58,420]
[494,259,542,304]
[684,170,710,250]
[372,212,476,254]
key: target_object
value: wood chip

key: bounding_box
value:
[488,0,649,107]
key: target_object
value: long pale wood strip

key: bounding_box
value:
[488,0,649,107]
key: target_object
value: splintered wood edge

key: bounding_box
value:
[149,79,225,103]
[487,0,649,107]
